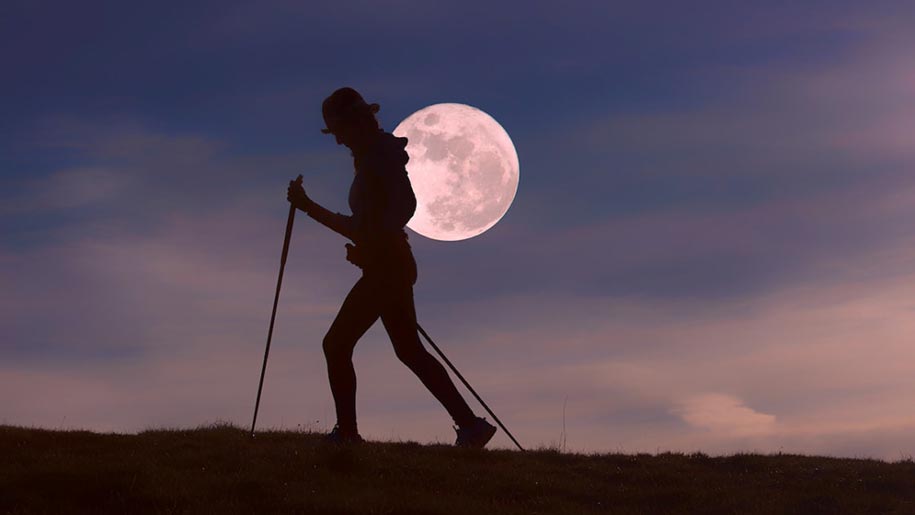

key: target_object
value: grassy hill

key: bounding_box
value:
[2,424,913,514]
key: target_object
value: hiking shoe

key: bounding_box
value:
[454,417,497,448]
[324,425,364,445]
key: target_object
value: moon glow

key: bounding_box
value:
[393,103,520,241]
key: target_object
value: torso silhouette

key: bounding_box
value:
[308,130,418,284]
[349,132,415,247]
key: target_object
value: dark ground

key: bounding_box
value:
[2,424,914,514]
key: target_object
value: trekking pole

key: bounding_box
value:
[251,174,303,438]
[416,323,525,451]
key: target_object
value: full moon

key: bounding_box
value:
[393,103,520,241]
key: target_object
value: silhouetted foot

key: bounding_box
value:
[324,425,364,445]
[454,417,497,448]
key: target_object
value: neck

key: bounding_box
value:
[348,129,381,156]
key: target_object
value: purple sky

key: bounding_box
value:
[3,1,915,459]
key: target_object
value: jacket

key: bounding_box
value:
[307,131,417,270]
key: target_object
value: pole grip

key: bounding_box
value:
[279,175,304,267]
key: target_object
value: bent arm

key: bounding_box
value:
[305,199,356,241]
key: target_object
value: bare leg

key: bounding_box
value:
[323,278,379,433]
[381,283,476,428]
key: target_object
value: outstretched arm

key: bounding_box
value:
[287,179,355,241]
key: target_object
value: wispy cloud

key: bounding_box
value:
[673,393,776,436]
[3,167,130,213]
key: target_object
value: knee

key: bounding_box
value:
[394,344,426,368]
[323,332,352,362]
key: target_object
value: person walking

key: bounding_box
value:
[286,87,497,448]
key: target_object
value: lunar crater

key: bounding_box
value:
[394,103,519,241]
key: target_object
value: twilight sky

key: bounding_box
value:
[3,1,915,460]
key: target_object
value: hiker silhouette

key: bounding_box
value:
[286,87,496,448]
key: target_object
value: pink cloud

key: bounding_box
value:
[673,393,776,436]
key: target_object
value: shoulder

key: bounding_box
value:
[361,132,409,173]
[386,133,410,167]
